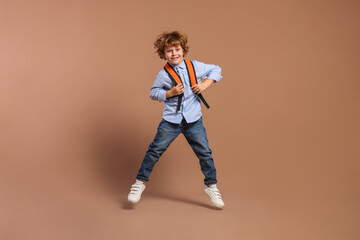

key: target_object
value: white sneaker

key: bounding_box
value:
[204,186,225,208]
[127,182,146,204]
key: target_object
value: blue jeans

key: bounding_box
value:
[136,117,217,185]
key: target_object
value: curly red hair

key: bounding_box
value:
[154,31,190,59]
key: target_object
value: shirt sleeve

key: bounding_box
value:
[150,71,167,102]
[192,60,222,82]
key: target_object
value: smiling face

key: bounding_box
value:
[164,45,184,66]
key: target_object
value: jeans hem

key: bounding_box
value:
[204,180,218,185]
[136,177,149,182]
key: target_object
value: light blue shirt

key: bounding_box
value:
[150,60,222,124]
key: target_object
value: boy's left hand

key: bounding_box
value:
[191,79,215,94]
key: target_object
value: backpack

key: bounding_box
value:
[164,59,210,112]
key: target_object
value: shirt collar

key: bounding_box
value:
[169,60,186,71]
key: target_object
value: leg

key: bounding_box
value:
[182,117,217,185]
[136,119,181,182]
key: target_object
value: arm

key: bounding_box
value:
[151,71,185,101]
[191,79,215,94]
[166,84,184,98]
[150,72,167,102]
[191,61,222,94]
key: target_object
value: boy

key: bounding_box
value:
[127,31,224,208]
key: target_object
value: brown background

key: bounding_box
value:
[1,0,359,239]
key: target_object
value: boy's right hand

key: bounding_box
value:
[166,84,184,98]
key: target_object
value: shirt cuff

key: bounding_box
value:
[158,90,167,102]
[206,74,222,82]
